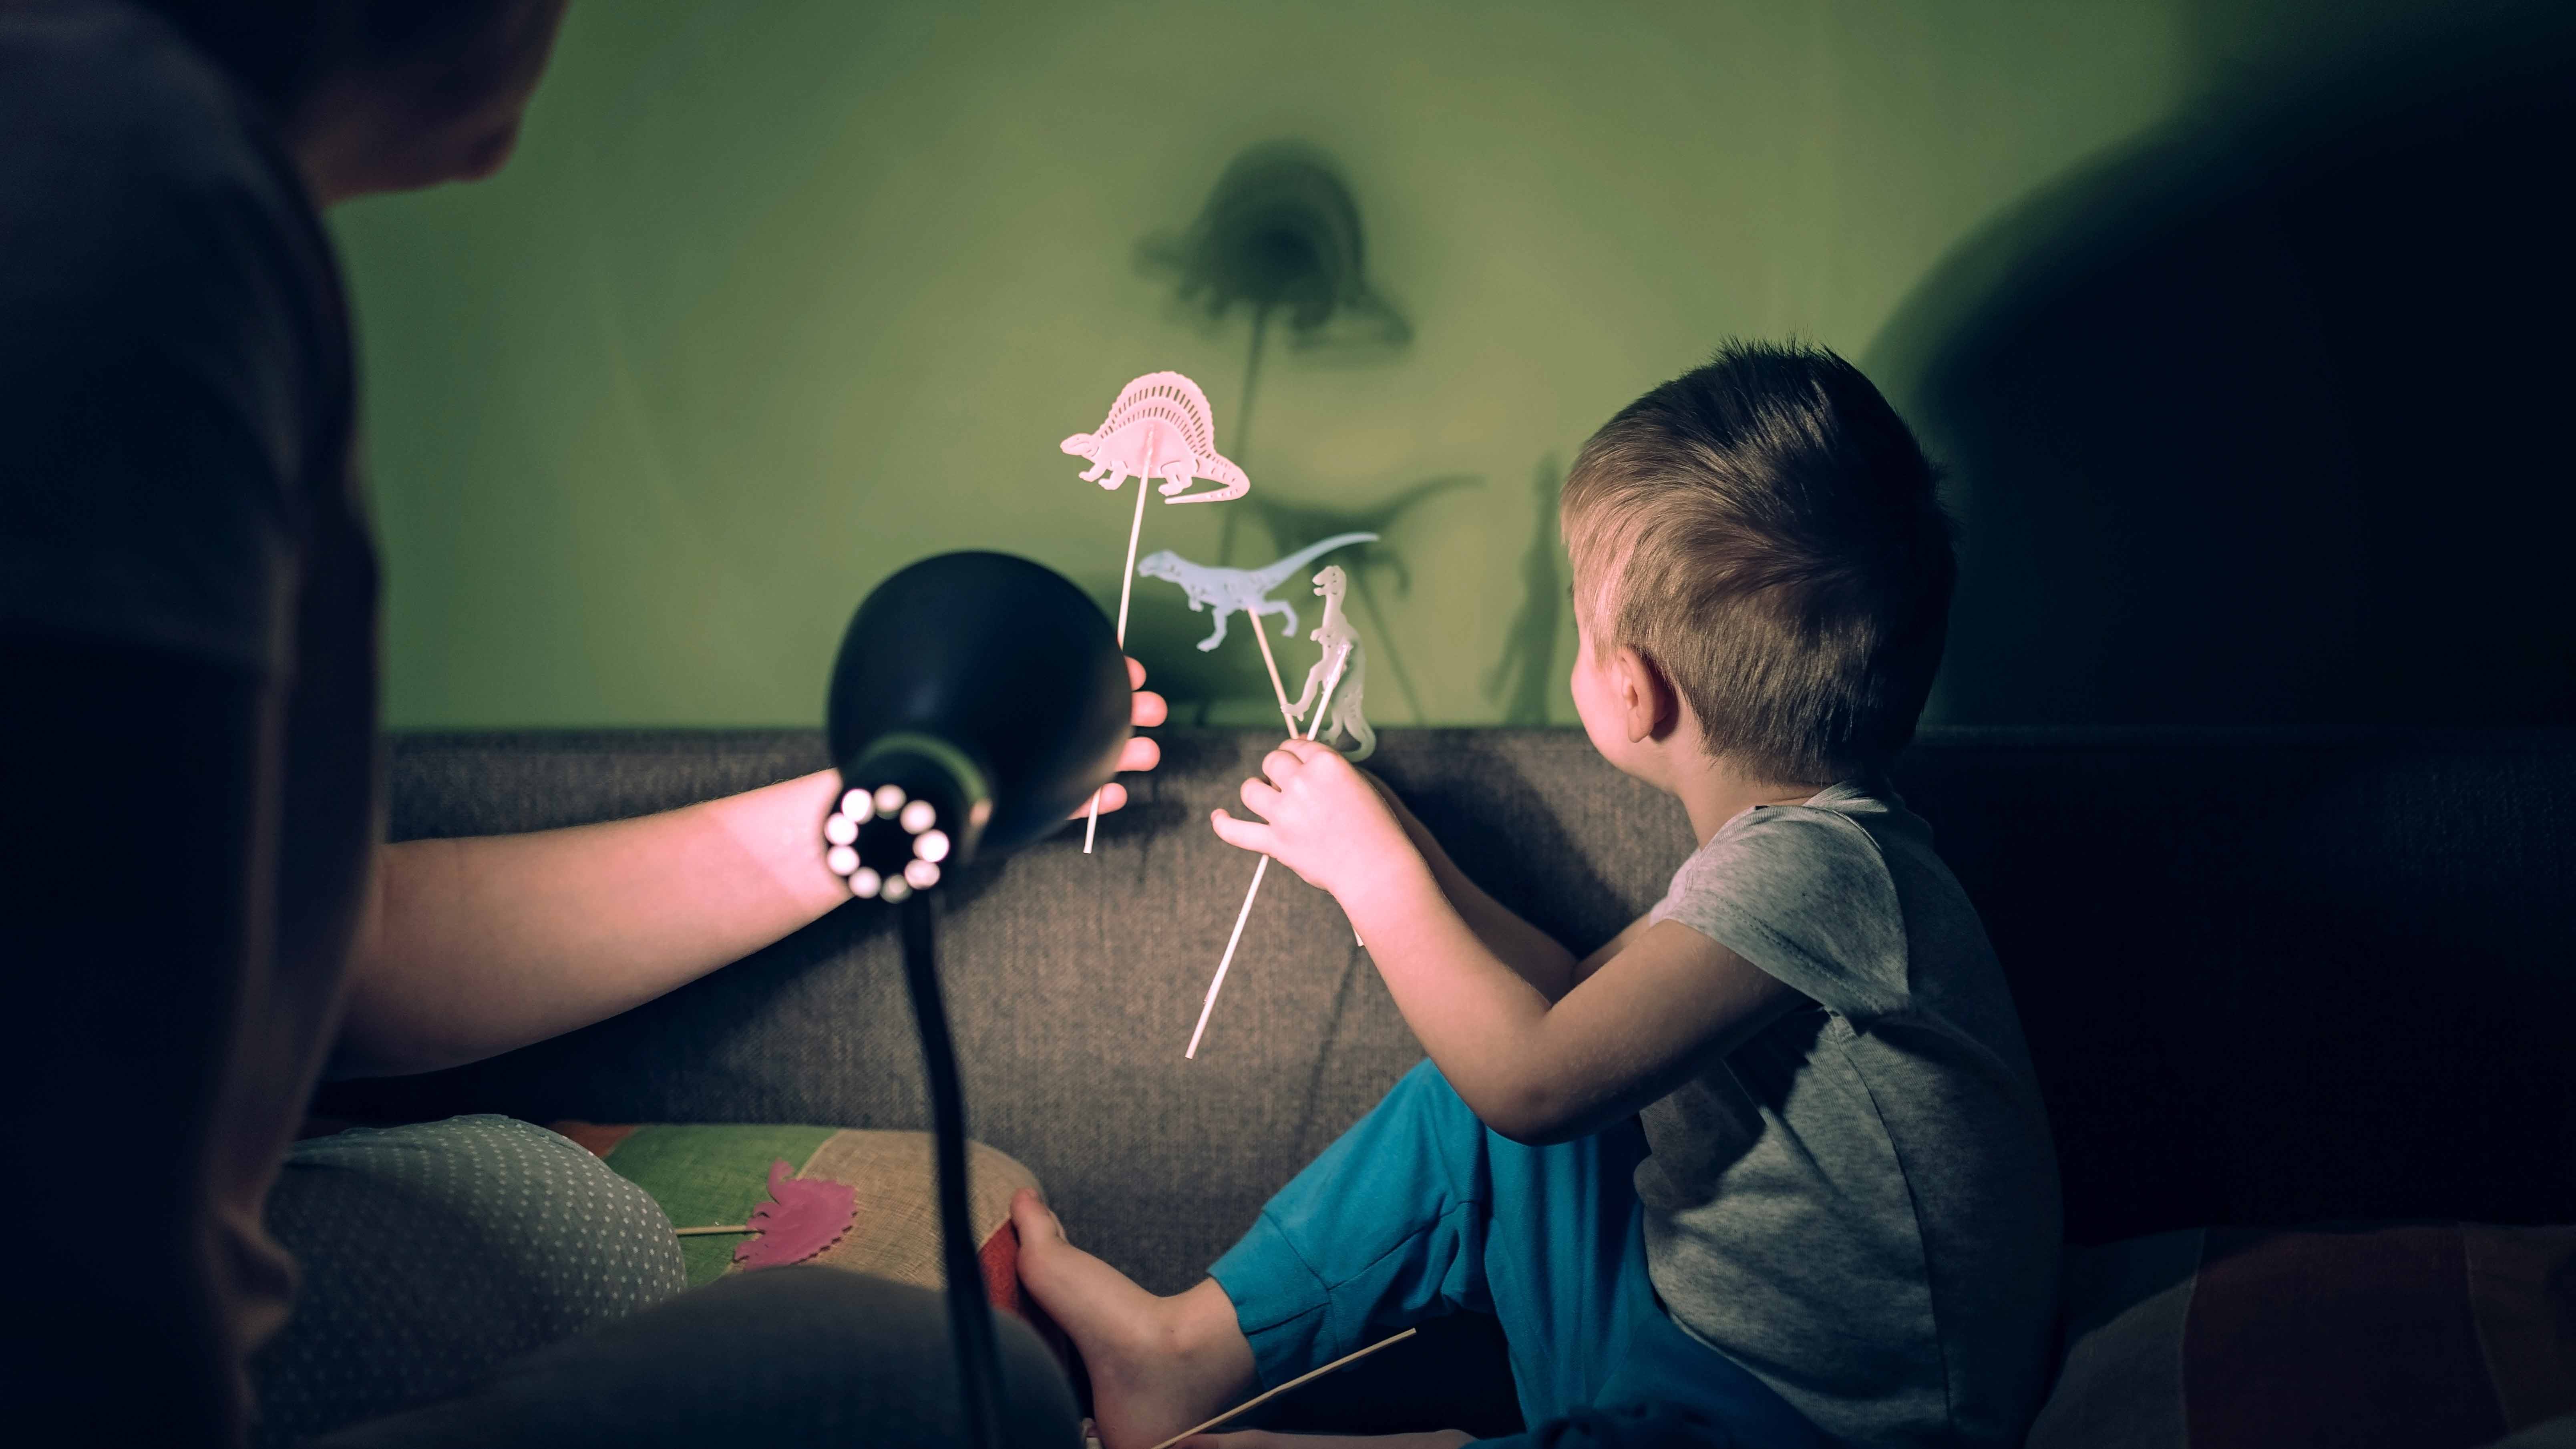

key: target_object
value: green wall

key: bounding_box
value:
[341,0,2234,729]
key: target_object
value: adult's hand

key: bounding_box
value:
[1076,656,1167,818]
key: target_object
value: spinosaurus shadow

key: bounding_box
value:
[1138,140,1412,479]
[1133,139,1484,726]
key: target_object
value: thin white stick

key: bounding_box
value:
[1185,642,1351,1059]
[1185,857,1267,1060]
[1305,641,1351,741]
[1142,1327,1420,1449]
[1246,608,1298,735]
[672,1225,752,1236]
[1086,467,1156,854]
[1114,467,1151,643]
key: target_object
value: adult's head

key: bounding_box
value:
[128,0,571,202]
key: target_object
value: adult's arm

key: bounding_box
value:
[333,673,1166,1077]
[2,632,278,1445]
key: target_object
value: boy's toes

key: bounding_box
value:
[1011,1187,1064,1247]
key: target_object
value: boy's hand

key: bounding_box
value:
[1210,739,1415,898]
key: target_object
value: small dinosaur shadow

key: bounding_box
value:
[1211,472,1484,723]
[1482,455,1567,726]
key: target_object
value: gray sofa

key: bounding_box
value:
[321,726,2576,1438]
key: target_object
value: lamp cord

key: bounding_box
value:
[900,893,1006,1449]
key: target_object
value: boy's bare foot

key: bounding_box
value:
[1012,1188,1257,1449]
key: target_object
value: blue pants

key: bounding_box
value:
[1210,1062,1828,1449]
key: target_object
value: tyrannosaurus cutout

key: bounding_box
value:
[1292,564,1375,763]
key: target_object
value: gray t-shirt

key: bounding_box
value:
[1640,782,2060,1449]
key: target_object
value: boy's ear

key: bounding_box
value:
[1613,646,1682,744]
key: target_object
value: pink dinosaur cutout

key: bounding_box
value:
[1060,371,1249,505]
[732,1160,859,1270]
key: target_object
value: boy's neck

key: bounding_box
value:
[1667,751,1834,846]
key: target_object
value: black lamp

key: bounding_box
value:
[821,551,1131,1449]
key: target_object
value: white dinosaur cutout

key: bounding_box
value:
[1291,564,1375,762]
[1135,533,1377,651]
[1060,371,1250,504]
[1063,369,1251,854]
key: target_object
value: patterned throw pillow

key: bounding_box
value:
[551,1122,1064,1347]
[2029,1223,2576,1449]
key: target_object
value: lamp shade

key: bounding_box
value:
[824,551,1130,890]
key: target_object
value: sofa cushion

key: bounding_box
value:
[2029,1222,2576,1449]
[323,728,2576,1285]
[559,1122,1049,1329]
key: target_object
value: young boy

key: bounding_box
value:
[1014,344,2062,1449]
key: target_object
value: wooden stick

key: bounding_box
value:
[1186,642,1351,1059]
[1186,857,1266,1060]
[1246,607,1298,736]
[1114,468,1152,645]
[1086,466,1156,855]
[1142,1327,1419,1449]
[673,1225,752,1236]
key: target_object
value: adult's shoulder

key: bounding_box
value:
[0,4,347,675]
[0,2,333,353]
[2,2,298,200]
[3,4,345,488]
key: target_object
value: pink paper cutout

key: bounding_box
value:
[1060,371,1249,504]
[731,1160,860,1270]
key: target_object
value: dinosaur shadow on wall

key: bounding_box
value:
[1482,455,1568,727]
[1136,138,1413,480]
[1239,473,1482,725]
[1134,139,1496,725]
[1124,472,1482,726]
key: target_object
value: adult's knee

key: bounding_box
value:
[322,1268,1080,1448]
[257,1115,686,1445]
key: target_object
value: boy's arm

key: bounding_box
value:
[1343,868,1797,1144]
[1362,773,1581,1001]
[1219,743,1799,1143]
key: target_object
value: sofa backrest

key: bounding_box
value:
[322,728,2576,1289]
[1890,730,2576,1243]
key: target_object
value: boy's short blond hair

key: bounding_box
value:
[1562,342,1953,785]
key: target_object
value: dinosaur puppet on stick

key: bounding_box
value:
[1060,370,1250,851]
[1134,535,1374,734]
[1135,533,1376,652]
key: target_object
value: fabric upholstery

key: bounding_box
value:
[318,727,2576,1294]
[555,1122,840,1286]
[563,1122,1045,1303]
[2028,1223,2576,1449]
